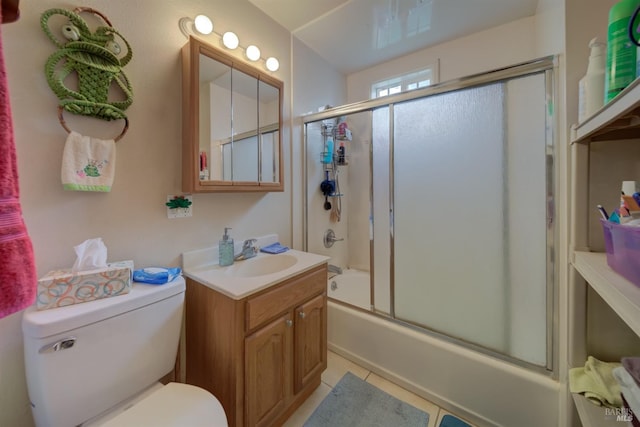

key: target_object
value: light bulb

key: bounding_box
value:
[193,15,213,35]
[266,57,280,72]
[222,31,239,49]
[246,45,261,61]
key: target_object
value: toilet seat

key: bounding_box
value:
[100,382,228,426]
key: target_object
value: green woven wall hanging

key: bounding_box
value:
[41,7,133,139]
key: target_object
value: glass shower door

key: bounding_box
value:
[391,74,549,366]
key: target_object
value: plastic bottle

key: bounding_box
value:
[337,142,346,165]
[579,38,606,122]
[323,136,334,164]
[605,0,640,103]
[337,118,347,138]
[218,227,234,266]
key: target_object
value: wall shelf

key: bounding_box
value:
[571,393,623,427]
[572,251,640,337]
[572,78,640,144]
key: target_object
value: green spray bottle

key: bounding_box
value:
[606,0,640,103]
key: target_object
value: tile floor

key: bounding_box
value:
[282,351,477,427]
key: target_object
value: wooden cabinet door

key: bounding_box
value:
[245,313,293,427]
[294,293,327,394]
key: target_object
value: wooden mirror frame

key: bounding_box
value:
[181,36,284,193]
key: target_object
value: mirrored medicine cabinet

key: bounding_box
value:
[182,36,284,192]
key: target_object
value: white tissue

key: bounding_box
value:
[72,238,108,272]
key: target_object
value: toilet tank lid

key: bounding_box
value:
[22,277,186,339]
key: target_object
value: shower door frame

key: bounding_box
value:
[303,55,558,376]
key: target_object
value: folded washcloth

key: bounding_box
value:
[569,356,623,408]
[613,366,640,421]
[623,357,640,388]
[133,267,181,285]
[61,131,116,192]
[260,242,289,254]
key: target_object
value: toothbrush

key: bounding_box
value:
[597,205,609,220]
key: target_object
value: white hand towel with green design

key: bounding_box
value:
[61,131,116,192]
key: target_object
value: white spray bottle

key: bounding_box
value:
[579,37,606,123]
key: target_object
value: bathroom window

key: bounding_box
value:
[371,65,437,99]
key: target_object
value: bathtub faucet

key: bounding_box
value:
[328,264,343,275]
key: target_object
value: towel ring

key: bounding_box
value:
[72,7,113,26]
[58,106,129,142]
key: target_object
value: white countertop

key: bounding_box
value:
[182,236,329,300]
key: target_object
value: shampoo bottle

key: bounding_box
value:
[323,136,334,164]
[579,38,606,122]
[219,227,234,267]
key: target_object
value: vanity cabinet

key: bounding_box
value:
[245,313,292,427]
[570,79,640,426]
[185,264,327,427]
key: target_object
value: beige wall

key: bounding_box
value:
[291,37,348,250]
[0,1,291,425]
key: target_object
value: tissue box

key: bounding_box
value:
[36,260,134,310]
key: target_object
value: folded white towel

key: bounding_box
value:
[61,131,116,192]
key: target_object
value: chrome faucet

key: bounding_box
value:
[323,229,344,248]
[235,238,259,261]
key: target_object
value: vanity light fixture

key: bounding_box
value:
[179,16,279,72]
[265,57,280,72]
[222,31,239,49]
[193,15,213,35]
[245,45,261,61]
[178,14,213,37]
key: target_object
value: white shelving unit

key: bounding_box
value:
[570,79,640,426]
[572,79,640,143]
[571,393,623,427]
[573,252,640,336]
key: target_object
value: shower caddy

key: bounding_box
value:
[319,118,350,222]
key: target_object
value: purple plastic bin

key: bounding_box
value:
[600,219,640,287]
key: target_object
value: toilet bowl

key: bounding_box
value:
[22,277,227,427]
[88,382,227,426]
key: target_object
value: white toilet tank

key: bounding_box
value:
[22,277,186,427]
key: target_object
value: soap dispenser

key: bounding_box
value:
[219,227,234,267]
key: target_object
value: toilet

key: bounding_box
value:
[22,276,227,427]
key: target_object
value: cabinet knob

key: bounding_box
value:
[285,319,293,327]
[299,311,306,319]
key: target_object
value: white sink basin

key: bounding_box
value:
[182,242,330,300]
[226,254,298,277]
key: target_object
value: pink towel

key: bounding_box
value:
[0,7,37,318]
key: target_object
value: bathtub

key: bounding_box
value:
[326,292,560,426]
[327,268,370,311]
